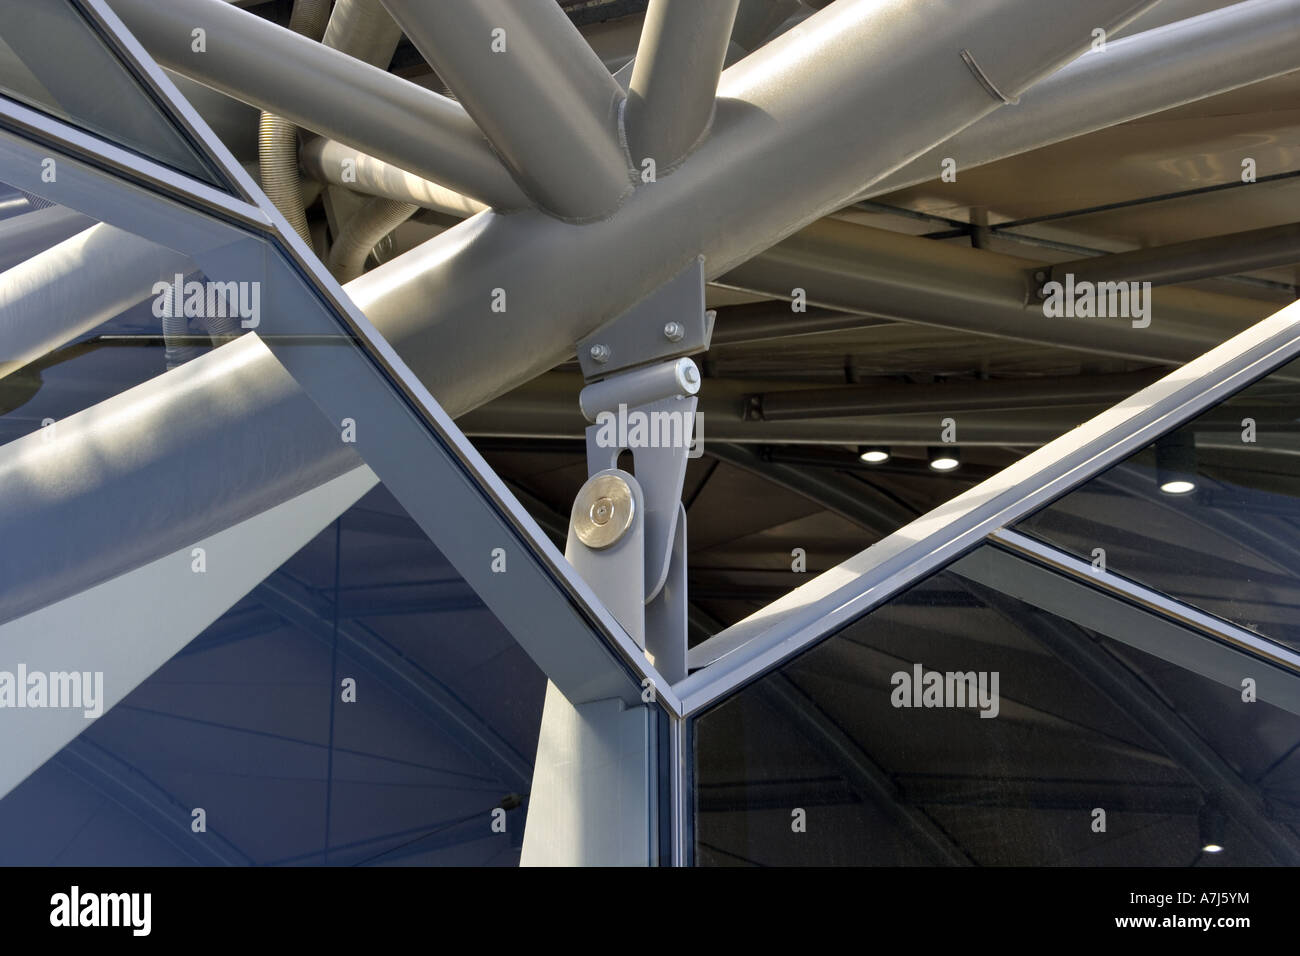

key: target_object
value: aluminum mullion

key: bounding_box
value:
[677,298,1300,715]
[987,528,1300,677]
[669,715,689,866]
[0,97,269,233]
[0,8,687,720]
[75,0,257,205]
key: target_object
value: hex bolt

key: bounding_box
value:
[663,321,685,342]
[589,343,610,363]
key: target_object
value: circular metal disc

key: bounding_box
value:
[573,474,635,549]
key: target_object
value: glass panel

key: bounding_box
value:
[0,178,265,448]
[0,134,662,864]
[692,553,1300,865]
[0,482,550,866]
[0,0,227,187]
[1016,355,1300,651]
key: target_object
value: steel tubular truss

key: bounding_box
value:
[0,0,1298,865]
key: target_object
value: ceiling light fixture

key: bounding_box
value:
[1156,431,1197,495]
[928,445,960,472]
[1198,801,1225,854]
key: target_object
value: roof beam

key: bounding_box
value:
[456,371,1124,447]
[457,368,1286,445]
[1037,223,1300,291]
[105,0,530,210]
[377,0,632,220]
[709,303,893,346]
[345,0,1162,415]
[751,369,1164,421]
[626,0,740,171]
[0,0,1163,622]
[718,218,1274,367]
[859,0,1300,201]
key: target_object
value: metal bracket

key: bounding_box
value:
[565,467,646,649]
[562,265,710,685]
[586,393,698,603]
[576,256,714,380]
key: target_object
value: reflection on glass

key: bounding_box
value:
[1017,356,1300,652]
[693,560,1300,865]
[0,483,545,866]
[0,177,263,451]
[0,0,226,187]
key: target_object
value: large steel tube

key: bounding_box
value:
[347,0,1163,416]
[1041,223,1300,290]
[0,335,360,624]
[105,0,530,210]
[0,0,1161,621]
[860,0,1300,200]
[720,219,1275,365]
[321,0,403,69]
[377,0,633,220]
[296,1,1300,241]
[455,371,1164,447]
[626,0,741,171]
[0,224,191,379]
[299,138,487,219]
[0,205,95,274]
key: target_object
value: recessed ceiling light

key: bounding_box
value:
[1156,432,1197,497]
[928,445,960,472]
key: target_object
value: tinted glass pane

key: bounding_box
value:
[0,140,659,864]
[0,482,547,866]
[0,0,226,187]
[1017,356,1300,651]
[693,558,1300,865]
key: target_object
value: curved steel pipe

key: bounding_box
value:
[327,197,418,282]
